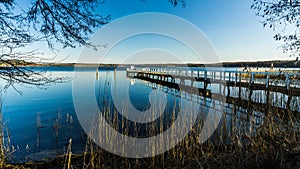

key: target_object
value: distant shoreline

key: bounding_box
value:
[1,59,299,68]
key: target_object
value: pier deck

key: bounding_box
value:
[126,67,300,116]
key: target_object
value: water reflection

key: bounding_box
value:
[0,67,299,162]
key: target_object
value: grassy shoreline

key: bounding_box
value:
[2,105,299,169]
[0,62,299,169]
[4,127,300,169]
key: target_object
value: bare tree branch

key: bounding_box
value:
[252,0,300,57]
[27,0,110,49]
[0,0,185,91]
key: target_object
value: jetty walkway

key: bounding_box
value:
[126,67,300,117]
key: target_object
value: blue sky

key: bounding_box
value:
[24,0,290,63]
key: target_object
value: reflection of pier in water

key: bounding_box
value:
[127,68,300,119]
[130,78,264,128]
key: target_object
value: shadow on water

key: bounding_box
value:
[0,67,299,168]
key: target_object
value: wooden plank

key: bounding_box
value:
[126,68,300,96]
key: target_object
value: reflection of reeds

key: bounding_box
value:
[4,101,298,168]
[0,88,19,168]
[1,74,300,169]
[71,75,299,169]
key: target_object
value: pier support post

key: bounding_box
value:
[266,74,269,89]
[250,73,254,84]
[265,89,270,115]
[227,85,230,97]
[235,72,238,84]
[285,74,290,91]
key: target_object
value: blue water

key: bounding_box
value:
[1,69,83,162]
[0,67,185,162]
[1,66,299,162]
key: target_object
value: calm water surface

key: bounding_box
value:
[1,66,299,162]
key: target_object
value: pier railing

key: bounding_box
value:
[126,67,300,116]
[127,67,300,91]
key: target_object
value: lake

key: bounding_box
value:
[1,66,299,162]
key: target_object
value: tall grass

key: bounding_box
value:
[59,82,298,169]
[1,74,300,169]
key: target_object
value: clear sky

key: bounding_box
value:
[23,0,291,63]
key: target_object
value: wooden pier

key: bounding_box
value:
[126,67,300,117]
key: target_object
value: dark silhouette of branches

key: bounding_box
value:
[252,0,300,56]
[0,0,110,90]
[27,0,110,49]
[0,51,68,93]
[0,0,185,90]
[168,0,186,7]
